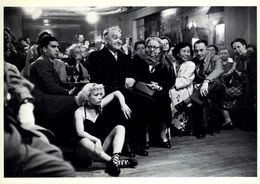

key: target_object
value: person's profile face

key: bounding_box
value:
[44,41,59,59]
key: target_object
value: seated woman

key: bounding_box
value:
[132,36,175,148]
[170,42,195,132]
[66,44,90,82]
[231,38,256,130]
[207,44,219,57]
[74,83,137,176]
[219,47,237,129]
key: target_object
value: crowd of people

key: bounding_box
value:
[4,25,257,177]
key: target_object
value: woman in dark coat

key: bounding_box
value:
[132,36,175,148]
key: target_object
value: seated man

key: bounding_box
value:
[30,35,76,95]
[4,62,76,177]
[190,40,225,138]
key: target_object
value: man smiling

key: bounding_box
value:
[190,39,225,138]
[88,26,149,157]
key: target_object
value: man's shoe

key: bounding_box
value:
[142,142,150,149]
[132,145,148,156]
[122,144,135,157]
[196,133,206,139]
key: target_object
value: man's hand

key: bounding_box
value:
[17,102,35,129]
[125,78,136,90]
[69,87,78,95]
[200,82,209,97]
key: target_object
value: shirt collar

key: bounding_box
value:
[107,48,118,60]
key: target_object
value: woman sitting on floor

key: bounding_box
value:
[73,83,137,176]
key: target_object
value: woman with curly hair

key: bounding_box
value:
[73,83,137,176]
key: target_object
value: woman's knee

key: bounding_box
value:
[114,125,125,134]
[78,138,95,150]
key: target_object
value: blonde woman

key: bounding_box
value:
[74,83,137,176]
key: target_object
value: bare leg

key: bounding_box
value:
[76,138,111,162]
[160,122,168,142]
[103,125,125,154]
[220,109,232,125]
[145,124,149,142]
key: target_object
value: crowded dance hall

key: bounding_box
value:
[3,6,257,177]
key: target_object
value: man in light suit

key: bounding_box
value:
[190,40,225,138]
[88,26,149,157]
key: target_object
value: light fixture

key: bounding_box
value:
[161,8,177,18]
[86,11,100,24]
[43,19,49,24]
[23,7,42,19]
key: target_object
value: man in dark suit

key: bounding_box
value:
[190,40,225,138]
[88,26,148,157]
[30,35,76,96]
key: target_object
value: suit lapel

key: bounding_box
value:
[103,47,117,63]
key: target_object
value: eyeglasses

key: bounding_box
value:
[147,45,160,50]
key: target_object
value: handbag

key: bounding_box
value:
[169,86,192,130]
[133,81,155,96]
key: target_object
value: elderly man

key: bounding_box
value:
[88,26,148,157]
[189,40,225,138]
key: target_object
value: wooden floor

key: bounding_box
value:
[75,128,257,177]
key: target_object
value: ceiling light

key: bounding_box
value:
[23,7,42,19]
[86,11,100,24]
[43,19,49,24]
[161,8,177,17]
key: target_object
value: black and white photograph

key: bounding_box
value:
[1,1,258,183]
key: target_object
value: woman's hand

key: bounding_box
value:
[147,82,162,91]
[121,103,132,119]
[94,139,103,156]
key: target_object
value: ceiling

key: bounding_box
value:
[6,7,143,20]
